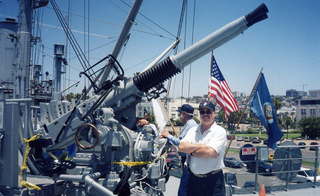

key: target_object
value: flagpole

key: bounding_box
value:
[224,68,263,159]
[248,68,263,102]
[208,51,214,101]
[235,68,263,129]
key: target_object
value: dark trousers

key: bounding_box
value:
[187,170,226,196]
[178,165,189,196]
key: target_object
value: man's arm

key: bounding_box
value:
[161,129,180,146]
[166,135,180,146]
[179,142,218,158]
[195,126,227,158]
[178,141,200,154]
[191,145,219,158]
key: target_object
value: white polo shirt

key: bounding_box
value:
[181,122,227,174]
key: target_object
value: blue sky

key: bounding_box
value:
[1,0,319,97]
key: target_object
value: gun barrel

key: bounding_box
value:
[133,3,268,92]
[245,3,269,27]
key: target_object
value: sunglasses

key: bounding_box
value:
[199,110,212,115]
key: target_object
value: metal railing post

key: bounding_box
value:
[314,146,319,187]
[285,147,289,191]
[254,147,259,193]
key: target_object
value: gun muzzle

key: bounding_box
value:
[245,3,269,27]
[133,3,269,92]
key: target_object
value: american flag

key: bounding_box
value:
[208,53,239,116]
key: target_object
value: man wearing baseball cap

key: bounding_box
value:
[179,100,227,196]
[161,103,197,196]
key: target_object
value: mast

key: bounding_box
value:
[97,0,143,88]
[15,0,48,98]
[16,0,33,98]
[53,44,67,99]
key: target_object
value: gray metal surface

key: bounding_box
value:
[273,141,302,181]
[53,44,66,94]
[84,175,115,196]
[98,0,143,87]
[165,169,320,196]
[0,102,20,187]
[16,0,32,98]
[235,187,320,196]
[0,19,18,99]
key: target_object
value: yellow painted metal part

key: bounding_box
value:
[20,134,42,190]
[113,161,151,166]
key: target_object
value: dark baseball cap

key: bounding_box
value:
[177,104,194,115]
[199,101,215,111]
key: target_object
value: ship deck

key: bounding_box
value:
[165,176,320,196]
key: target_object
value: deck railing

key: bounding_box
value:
[225,143,320,195]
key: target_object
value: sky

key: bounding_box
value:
[1,0,319,97]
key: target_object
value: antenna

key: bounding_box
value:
[302,84,308,91]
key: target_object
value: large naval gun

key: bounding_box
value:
[0,3,269,196]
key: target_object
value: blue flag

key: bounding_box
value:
[249,72,283,149]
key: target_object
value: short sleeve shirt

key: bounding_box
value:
[181,122,227,174]
[179,119,198,140]
[167,119,197,146]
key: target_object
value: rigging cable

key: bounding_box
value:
[118,0,176,39]
[132,29,173,40]
[83,0,87,92]
[181,0,188,102]
[187,0,196,99]
[66,0,71,91]
[87,0,90,70]
[65,39,117,63]
[38,40,118,78]
[166,0,187,98]
[41,44,44,81]
[118,37,128,63]
[44,5,126,29]
[31,9,36,66]
[86,0,91,94]
[32,8,39,66]
[38,9,44,64]
[49,0,94,78]
[38,10,44,66]
[31,7,44,90]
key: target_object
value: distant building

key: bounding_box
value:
[191,96,203,103]
[233,91,246,98]
[298,91,307,97]
[296,98,320,121]
[277,106,296,120]
[286,89,307,98]
[286,89,297,97]
[309,89,320,98]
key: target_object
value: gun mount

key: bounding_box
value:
[0,3,268,196]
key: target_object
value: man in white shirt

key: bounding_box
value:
[179,101,227,196]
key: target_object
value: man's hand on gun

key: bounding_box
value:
[160,129,170,138]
